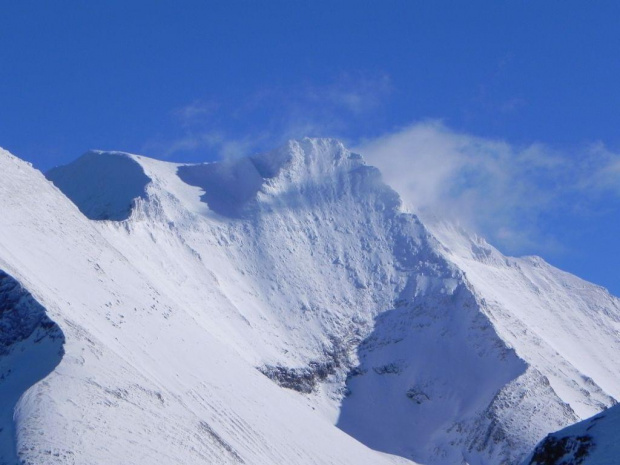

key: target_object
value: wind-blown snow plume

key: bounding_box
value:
[357,121,620,254]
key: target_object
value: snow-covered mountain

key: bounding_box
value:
[1,139,619,465]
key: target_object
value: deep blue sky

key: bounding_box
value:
[1,2,619,294]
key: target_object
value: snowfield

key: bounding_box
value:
[0,139,619,464]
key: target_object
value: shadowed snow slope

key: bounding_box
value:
[0,139,619,465]
[0,270,64,465]
[523,404,620,465]
[46,151,150,220]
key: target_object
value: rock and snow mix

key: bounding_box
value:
[0,139,618,464]
[524,404,620,465]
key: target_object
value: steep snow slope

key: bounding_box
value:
[431,222,620,405]
[0,270,64,464]
[523,404,620,465]
[1,138,619,465]
[334,221,619,465]
[0,147,410,465]
[46,151,150,220]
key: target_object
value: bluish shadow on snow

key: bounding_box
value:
[177,149,399,219]
[0,270,65,465]
[336,266,527,463]
[46,151,150,221]
[177,158,266,218]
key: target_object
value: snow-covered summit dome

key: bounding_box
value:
[46,150,151,220]
[46,138,382,221]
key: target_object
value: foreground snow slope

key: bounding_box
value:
[0,138,619,464]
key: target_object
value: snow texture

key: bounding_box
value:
[0,139,619,465]
[0,270,64,465]
[523,404,620,465]
[46,151,150,221]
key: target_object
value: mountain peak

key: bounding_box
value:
[176,138,378,218]
[248,137,363,179]
[45,138,376,221]
[2,141,620,465]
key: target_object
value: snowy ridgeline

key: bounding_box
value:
[0,139,619,465]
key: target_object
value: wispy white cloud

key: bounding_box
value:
[579,142,620,196]
[303,72,392,116]
[143,72,392,161]
[142,130,269,161]
[174,100,219,126]
[356,121,620,255]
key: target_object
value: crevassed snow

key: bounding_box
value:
[1,138,619,465]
